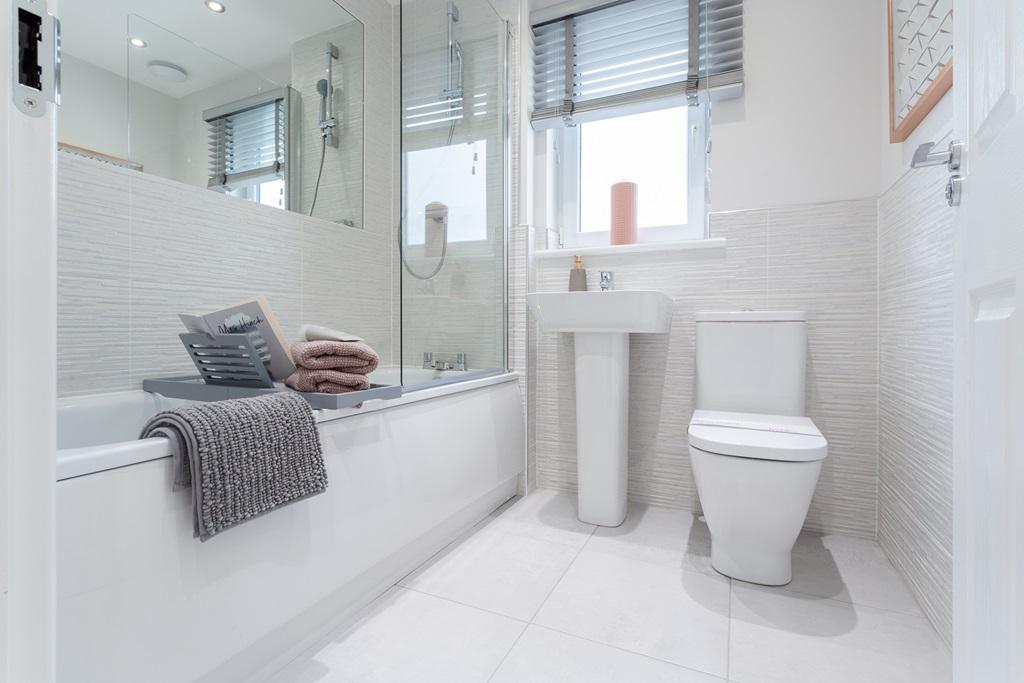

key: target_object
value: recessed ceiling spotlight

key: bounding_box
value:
[147,60,189,83]
[128,37,147,48]
[204,0,226,13]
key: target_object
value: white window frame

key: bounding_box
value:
[553,103,709,249]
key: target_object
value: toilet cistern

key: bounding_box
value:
[527,290,673,526]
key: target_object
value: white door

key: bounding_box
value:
[1,0,59,680]
[952,1,1024,681]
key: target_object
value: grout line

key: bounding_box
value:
[400,586,530,625]
[525,523,597,624]
[484,620,529,683]
[483,498,593,683]
[529,623,730,681]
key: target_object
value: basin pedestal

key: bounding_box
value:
[526,290,672,529]
[574,332,629,526]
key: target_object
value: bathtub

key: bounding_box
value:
[56,369,523,682]
[55,366,505,480]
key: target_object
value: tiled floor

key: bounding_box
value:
[268,490,951,683]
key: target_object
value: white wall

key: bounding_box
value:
[59,54,176,173]
[59,55,130,159]
[529,0,889,213]
[716,0,953,206]
[710,0,887,211]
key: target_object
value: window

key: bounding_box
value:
[205,89,292,208]
[404,140,488,245]
[229,179,286,210]
[581,108,687,233]
[555,105,707,245]
[532,0,742,246]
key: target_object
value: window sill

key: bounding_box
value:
[536,237,727,260]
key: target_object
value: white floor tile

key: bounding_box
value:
[783,532,923,615]
[585,502,713,575]
[729,584,951,683]
[490,625,726,683]
[534,550,731,677]
[400,517,586,620]
[268,588,524,683]
[484,489,597,546]
[270,493,950,683]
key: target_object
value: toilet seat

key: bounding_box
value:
[688,410,827,462]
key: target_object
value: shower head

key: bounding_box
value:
[317,78,333,143]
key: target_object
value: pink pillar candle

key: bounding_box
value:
[610,182,638,245]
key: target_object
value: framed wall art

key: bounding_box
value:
[888,0,953,143]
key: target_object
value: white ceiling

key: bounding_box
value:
[61,0,360,97]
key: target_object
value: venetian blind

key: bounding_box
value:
[206,95,286,190]
[532,0,743,129]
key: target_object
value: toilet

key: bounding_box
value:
[688,311,827,586]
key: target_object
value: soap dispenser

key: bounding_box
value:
[569,255,588,292]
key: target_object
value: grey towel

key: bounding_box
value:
[139,392,327,541]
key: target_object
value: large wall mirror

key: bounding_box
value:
[59,0,365,227]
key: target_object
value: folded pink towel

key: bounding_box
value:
[290,340,380,375]
[285,368,371,394]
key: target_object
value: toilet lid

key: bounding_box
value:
[688,410,828,462]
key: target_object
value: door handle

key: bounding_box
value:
[912,140,963,172]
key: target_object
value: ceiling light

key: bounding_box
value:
[204,0,226,13]
[147,60,189,83]
[128,37,147,48]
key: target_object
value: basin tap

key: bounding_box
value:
[599,271,614,291]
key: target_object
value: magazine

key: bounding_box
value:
[179,295,295,381]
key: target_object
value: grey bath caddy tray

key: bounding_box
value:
[142,376,402,410]
[142,332,401,410]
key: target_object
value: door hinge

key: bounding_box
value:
[13,0,60,117]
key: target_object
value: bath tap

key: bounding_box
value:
[422,352,467,371]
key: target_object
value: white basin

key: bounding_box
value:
[527,290,674,526]
[527,291,673,333]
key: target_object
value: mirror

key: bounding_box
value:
[59,0,364,227]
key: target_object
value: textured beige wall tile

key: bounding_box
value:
[532,199,880,537]
[877,165,953,646]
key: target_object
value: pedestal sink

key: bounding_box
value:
[527,290,673,526]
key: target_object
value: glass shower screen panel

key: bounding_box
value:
[399,0,508,386]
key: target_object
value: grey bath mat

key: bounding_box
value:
[140,392,327,541]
